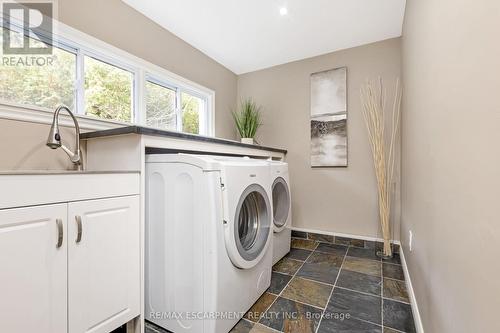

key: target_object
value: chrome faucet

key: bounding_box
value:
[46,105,83,170]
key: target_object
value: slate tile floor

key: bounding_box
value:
[145,234,416,333]
[231,234,416,333]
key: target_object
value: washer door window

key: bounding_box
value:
[233,184,271,267]
[272,177,290,232]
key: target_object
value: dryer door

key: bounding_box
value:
[272,177,291,232]
[225,184,271,269]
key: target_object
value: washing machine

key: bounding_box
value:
[145,154,273,333]
[269,160,292,265]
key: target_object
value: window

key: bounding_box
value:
[145,80,176,130]
[0,28,76,110]
[0,19,214,136]
[84,56,133,122]
[182,92,205,135]
[145,79,209,135]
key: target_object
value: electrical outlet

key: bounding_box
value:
[409,230,413,252]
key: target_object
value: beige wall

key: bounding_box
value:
[401,0,500,331]
[0,119,83,170]
[0,0,237,170]
[238,38,401,239]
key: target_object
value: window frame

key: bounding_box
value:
[180,89,209,135]
[80,52,137,123]
[0,14,215,136]
[145,74,210,135]
[144,76,178,131]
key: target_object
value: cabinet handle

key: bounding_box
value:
[75,215,82,243]
[56,218,63,248]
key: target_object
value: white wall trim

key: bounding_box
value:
[399,246,425,333]
[291,226,401,244]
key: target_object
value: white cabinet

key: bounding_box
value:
[0,173,141,333]
[68,196,140,333]
[0,204,68,333]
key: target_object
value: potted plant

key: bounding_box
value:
[232,98,262,144]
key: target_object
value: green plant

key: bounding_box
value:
[232,99,262,138]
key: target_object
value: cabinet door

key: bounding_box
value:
[68,196,140,333]
[0,204,67,333]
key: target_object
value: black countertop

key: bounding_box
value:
[80,126,287,154]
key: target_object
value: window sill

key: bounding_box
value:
[0,102,136,131]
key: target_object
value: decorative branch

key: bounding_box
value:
[360,78,402,257]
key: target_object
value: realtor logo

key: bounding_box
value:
[2,1,53,54]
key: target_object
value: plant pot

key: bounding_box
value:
[241,138,254,145]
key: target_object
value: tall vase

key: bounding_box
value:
[379,201,393,258]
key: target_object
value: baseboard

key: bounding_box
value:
[399,246,425,333]
[291,226,401,245]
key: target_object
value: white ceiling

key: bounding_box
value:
[122,0,406,74]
